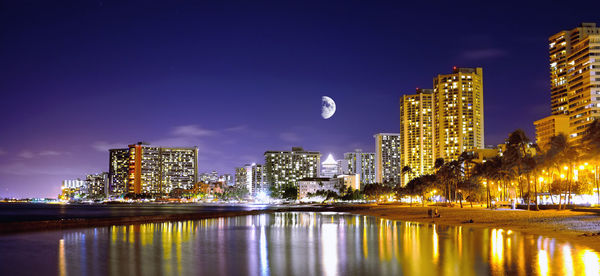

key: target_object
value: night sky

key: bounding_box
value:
[1,1,599,198]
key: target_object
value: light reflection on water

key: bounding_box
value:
[1,212,599,275]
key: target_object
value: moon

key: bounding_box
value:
[321,96,336,119]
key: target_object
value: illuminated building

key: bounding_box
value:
[234,163,266,195]
[433,67,484,161]
[60,178,86,199]
[252,164,266,195]
[399,88,435,186]
[108,148,129,195]
[374,133,402,186]
[534,114,569,150]
[86,172,108,197]
[218,174,233,186]
[264,147,321,188]
[337,174,360,191]
[343,149,376,187]
[234,166,249,187]
[321,154,338,178]
[549,23,600,116]
[549,23,600,142]
[109,142,198,196]
[297,177,342,199]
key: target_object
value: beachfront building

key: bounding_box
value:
[343,149,376,188]
[549,23,600,142]
[108,142,198,196]
[60,178,87,200]
[264,147,321,188]
[86,172,108,198]
[234,163,266,195]
[374,134,402,186]
[108,148,129,196]
[337,174,360,191]
[534,114,569,150]
[297,177,342,199]
[433,67,484,161]
[399,88,435,186]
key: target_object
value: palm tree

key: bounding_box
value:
[582,119,600,205]
[547,134,579,209]
[401,166,413,187]
[474,157,501,209]
[504,129,535,209]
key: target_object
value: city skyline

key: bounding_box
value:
[1,1,599,197]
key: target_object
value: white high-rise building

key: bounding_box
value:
[374,133,402,186]
[343,149,375,188]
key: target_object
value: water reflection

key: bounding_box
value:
[2,212,599,275]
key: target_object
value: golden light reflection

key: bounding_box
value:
[59,239,66,276]
[581,250,600,276]
[51,213,600,276]
[562,244,574,276]
[432,224,439,264]
[490,229,504,275]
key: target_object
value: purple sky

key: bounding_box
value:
[1,1,598,198]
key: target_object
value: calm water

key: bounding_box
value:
[1,212,599,275]
[0,203,272,222]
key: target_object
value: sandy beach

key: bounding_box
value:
[350,204,600,252]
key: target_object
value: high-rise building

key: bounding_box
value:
[86,172,108,198]
[399,88,435,186]
[343,149,376,187]
[433,67,484,161]
[321,154,338,178]
[374,134,401,186]
[264,147,321,188]
[337,159,350,175]
[108,148,129,196]
[549,23,600,142]
[234,163,266,195]
[251,164,266,195]
[235,166,249,187]
[108,142,198,196]
[534,114,570,150]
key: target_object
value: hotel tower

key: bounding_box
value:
[548,23,600,142]
[433,67,484,161]
[399,88,435,186]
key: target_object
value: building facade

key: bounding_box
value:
[234,166,249,187]
[109,142,198,196]
[534,114,570,150]
[433,67,484,161]
[343,149,376,187]
[297,177,342,199]
[337,174,360,191]
[108,148,129,196]
[264,147,321,188]
[549,23,600,116]
[86,172,108,198]
[549,23,600,142]
[321,154,338,178]
[399,88,435,186]
[235,163,266,195]
[374,134,402,186]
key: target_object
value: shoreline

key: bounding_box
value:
[349,204,600,252]
[2,203,599,252]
